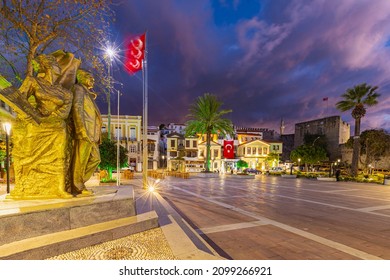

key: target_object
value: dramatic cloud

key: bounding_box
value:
[102,0,390,134]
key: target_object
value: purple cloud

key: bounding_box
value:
[106,0,390,134]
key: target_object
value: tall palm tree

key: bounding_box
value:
[336,83,380,177]
[185,93,234,172]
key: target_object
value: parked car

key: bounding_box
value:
[244,168,262,174]
[269,167,284,173]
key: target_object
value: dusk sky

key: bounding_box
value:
[97,0,390,134]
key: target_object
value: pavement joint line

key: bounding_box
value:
[222,184,390,218]
[196,221,269,234]
[357,204,390,212]
[211,195,250,199]
[151,191,223,259]
[257,182,390,202]
[321,189,360,193]
[172,185,383,260]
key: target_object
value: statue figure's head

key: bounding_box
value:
[50,50,81,90]
[33,54,61,83]
[76,69,95,90]
[77,69,97,99]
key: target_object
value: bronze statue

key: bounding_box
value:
[11,51,80,199]
[0,50,104,199]
[70,69,102,195]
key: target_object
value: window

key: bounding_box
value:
[170,139,176,148]
[263,147,268,154]
[115,126,121,139]
[247,147,251,155]
[213,149,218,158]
[186,140,190,148]
[273,145,279,151]
[258,147,263,154]
[148,143,155,153]
[130,128,136,140]
[193,140,197,148]
[129,145,137,153]
[102,126,107,133]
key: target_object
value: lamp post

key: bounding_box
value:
[162,155,165,172]
[105,45,120,184]
[3,122,11,194]
[105,44,117,140]
[298,158,301,171]
[104,46,114,140]
[116,89,120,186]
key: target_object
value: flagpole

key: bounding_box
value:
[322,97,329,117]
[142,34,148,190]
[116,89,120,186]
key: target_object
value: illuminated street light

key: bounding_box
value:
[3,122,11,194]
[104,43,121,185]
[104,44,119,140]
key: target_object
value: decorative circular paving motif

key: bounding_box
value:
[47,228,176,260]
[87,244,147,260]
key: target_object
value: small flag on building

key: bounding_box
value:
[323,97,328,101]
[124,33,146,74]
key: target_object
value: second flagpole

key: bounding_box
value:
[142,34,148,189]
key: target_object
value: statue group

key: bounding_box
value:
[0,50,102,199]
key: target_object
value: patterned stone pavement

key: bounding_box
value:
[47,228,177,260]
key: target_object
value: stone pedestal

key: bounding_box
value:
[0,186,135,246]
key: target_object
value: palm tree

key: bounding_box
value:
[185,93,234,172]
[336,83,380,177]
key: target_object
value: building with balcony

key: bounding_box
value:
[232,126,283,171]
[101,115,162,171]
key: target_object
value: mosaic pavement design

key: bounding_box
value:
[47,228,177,260]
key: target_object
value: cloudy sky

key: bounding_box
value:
[98,0,390,134]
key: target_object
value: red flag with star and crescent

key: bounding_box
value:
[223,140,234,159]
[124,33,146,74]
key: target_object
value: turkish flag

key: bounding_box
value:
[124,33,146,74]
[223,140,234,159]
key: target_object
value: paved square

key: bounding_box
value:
[155,175,390,260]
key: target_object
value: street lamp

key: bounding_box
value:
[104,44,120,186]
[104,46,114,140]
[162,155,165,172]
[298,158,301,171]
[3,122,11,194]
[116,89,121,186]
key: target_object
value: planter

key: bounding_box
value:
[281,174,297,178]
[317,177,337,181]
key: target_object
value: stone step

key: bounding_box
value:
[0,211,158,260]
[0,186,136,246]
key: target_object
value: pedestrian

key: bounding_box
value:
[336,169,341,181]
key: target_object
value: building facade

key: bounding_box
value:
[164,126,283,173]
[294,115,350,161]
[101,114,161,171]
